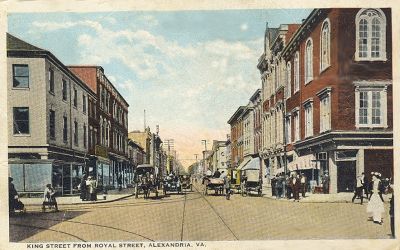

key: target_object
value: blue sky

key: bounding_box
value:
[8,9,312,166]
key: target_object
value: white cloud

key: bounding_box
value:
[240,23,248,31]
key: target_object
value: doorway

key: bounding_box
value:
[337,161,356,192]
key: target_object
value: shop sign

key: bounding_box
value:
[95,145,108,158]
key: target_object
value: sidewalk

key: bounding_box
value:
[20,188,135,206]
[261,186,391,203]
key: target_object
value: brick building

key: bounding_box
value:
[280,8,392,193]
[68,66,130,190]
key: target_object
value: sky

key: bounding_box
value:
[8,9,312,168]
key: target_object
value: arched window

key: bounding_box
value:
[286,62,291,98]
[320,19,330,71]
[356,8,387,61]
[305,38,313,84]
[294,52,300,93]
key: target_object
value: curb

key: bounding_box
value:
[262,194,352,204]
[23,193,134,207]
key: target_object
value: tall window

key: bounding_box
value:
[63,116,68,142]
[49,110,55,139]
[356,9,387,61]
[319,94,331,132]
[286,62,292,98]
[83,95,87,113]
[12,64,29,88]
[49,68,54,93]
[62,80,68,101]
[305,38,313,83]
[73,88,78,107]
[13,107,29,134]
[355,85,388,127]
[74,121,78,145]
[294,52,300,93]
[293,110,300,142]
[285,115,292,144]
[83,124,87,148]
[320,19,331,71]
[304,102,314,138]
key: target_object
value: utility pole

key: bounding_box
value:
[202,139,207,174]
[194,154,198,175]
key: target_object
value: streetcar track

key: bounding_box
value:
[10,223,87,242]
[31,218,155,241]
[193,185,239,240]
[180,190,188,241]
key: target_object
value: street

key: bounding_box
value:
[10,184,392,242]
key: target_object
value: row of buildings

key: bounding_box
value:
[7,34,170,195]
[207,8,393,193]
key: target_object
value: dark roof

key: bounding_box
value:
[227,106,245,125]
[7,33,46,51]
[268,28,279,47]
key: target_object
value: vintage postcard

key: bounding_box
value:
[1,1,399,250]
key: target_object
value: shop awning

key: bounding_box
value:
[287,154,317,171]
[236,158,251,171]
[242,157,261,171]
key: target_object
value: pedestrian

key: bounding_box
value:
[352,175,364,204]
[290,173,301,202]
[9,177,19,213]
[362,172,369,200]
[322,172,330,194]
[366,172,385,225]
[79,174,87,201]
[300,173,307,198]
[282,174,287,198]
[389,184,394,238]
[87,176,97,201]
[118,174,123,191]
[271,175,277,197]
[42,184,58,212]
[275,174,283,199]
[286,174,292,199]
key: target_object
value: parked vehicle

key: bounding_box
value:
[134,164,159,199]
[241,168,262,196]
[203,177,224,195]
[163,174,182,195]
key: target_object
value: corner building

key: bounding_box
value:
[281,8,392,193]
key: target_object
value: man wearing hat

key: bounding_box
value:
[9,177,18,212]
[352,174,364,204]
[300,173,307,198]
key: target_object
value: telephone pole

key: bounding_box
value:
[201,140,207,174]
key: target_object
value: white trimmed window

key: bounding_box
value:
[355,8,387,61]
[305,38,313,84]
[320,19,331,71]
[285,115,292,144]
[293,109,300,142]
[355,84,388,128]
[304,101,314,138]
[318,88,332,133]
[294,52,300,93]
[286,62,292,98]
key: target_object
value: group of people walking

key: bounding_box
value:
[271,172,307,201]
[79,175,98,201]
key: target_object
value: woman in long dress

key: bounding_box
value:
[367,173,385,225]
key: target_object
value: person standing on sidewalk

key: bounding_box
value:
[87,176,97,201]
[290,173,300,202]
[79,174,87,201]
[271,175,277,197]
[286,174,292,199]
[275,174,283,199]
[362,172,369,200]
[322,172,330,194]
[367,172,384,225]
[300,173,307,198]
[352,175,364,204]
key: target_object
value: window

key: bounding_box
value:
[83,95,86,113]
[12,64,29,88]
[285,115,292,144]
[73,88,77,107]
[355,85,388,127]
[49,110,55,139]
[320,19,331,71]
[293,110,300,142]
[286,62,292,98]
[63,116,68,142]
[83,124,87,148]
[74,121,78,145]
[49,68,54,93]
[319,94,331,132]
[305,38,313,84]
[13,107,29,134]
[294,52,300,93]
[355,9,387,61]
[62,80,68,101]
[304,101,314,138]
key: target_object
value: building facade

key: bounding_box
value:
[68,66,130,190]
[211,140,228,173]
[7,34,96,195]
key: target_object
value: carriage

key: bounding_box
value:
[134,164,159,199]
[203,177,224,195]
[240,168,262,196]
[180,175,192,191]
[163,174,182,195]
